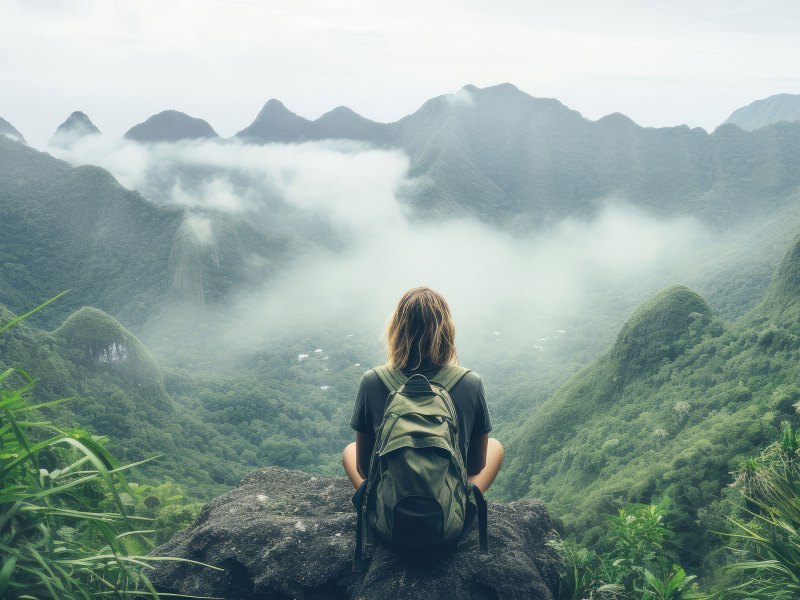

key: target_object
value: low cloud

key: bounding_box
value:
[217,202,707,354]
[181,214,215,246]
[47,135,410,236]
[170,177,252,214]
[47,133,711,361]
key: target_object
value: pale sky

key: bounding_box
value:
[2,0,800,147]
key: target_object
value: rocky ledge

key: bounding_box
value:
[148,467,561,599]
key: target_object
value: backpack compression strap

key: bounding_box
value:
[373,365,407,393]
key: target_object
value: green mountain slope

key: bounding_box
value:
[498,237,800,568]
[0,136,181,325]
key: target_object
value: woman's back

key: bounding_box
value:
[342,286,503,496]
[350,366,492,474]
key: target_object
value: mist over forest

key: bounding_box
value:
[47,128,712,350]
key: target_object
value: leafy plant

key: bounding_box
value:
[551,504,705,600]
[640,567,699,600]
[611,505,671,569]
[547,537,625,600]
[722,421,800,599]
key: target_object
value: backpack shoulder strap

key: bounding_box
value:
[432,365,471,392]
[373,365,407,393]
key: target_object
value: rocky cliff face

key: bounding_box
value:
[148,467,560,599]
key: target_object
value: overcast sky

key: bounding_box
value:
[2,0,800,147]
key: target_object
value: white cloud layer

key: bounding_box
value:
[49,133,710,359]
[217,203,706,354]
[47,135,411,235]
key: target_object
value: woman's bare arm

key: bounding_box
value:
[356,430,375,478]
[467,432,489,476]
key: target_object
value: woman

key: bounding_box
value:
[342,286,504,494]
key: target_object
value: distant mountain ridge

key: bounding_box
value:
[724,93,800,131]
[104,85,800,229]
[236,98,392,144]
[5,83,800,326]
[124,110,218,142]
[231,84,800,228]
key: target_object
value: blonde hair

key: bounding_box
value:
[385,286,458,371]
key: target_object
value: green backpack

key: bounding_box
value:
[352,364,488,571]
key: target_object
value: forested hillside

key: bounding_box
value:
[0,136,298,328]
[498,234,800,575]
[0,299,390,498]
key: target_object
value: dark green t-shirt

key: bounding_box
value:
[349,366,492,472]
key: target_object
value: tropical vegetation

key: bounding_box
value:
[0,300,209,598]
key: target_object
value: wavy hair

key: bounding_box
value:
[385,286,458,371]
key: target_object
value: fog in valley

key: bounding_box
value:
[47,133,717,387]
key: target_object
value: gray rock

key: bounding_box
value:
[148,467,561,599]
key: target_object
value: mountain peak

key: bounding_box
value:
[0,116,26,144]
[236,99,311,142]
[56,111,100,135]
[314,105,373,125]
[321,105,358,117]
[609,285,711,379]
[597,112,637,127]
[263,98,289,110]
[252,99,303,122]
[483,82,523,94]
[50,111,101,147]
[124,110,218,143]
[312,105,389,143]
